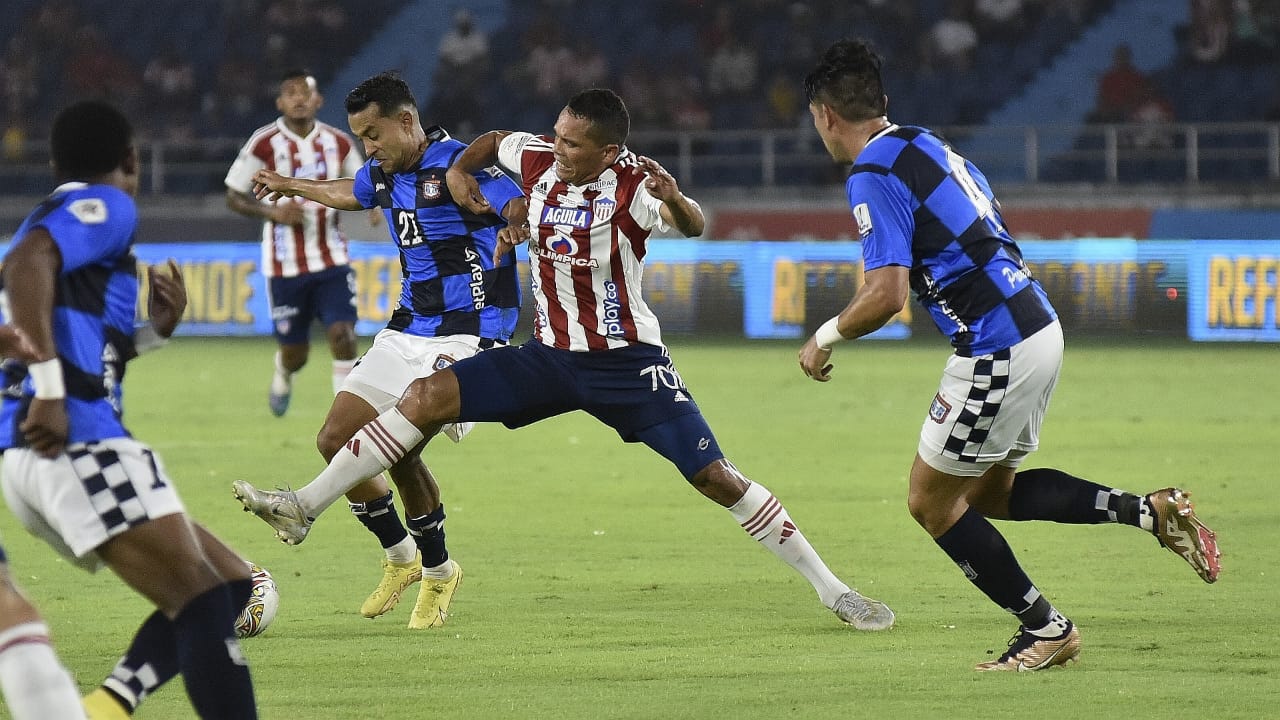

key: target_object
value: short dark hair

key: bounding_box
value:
[50,100,133,178]
[565,88,629,146]
[280,67,313,84]
[803,39,887,122]
[345,71,417,116]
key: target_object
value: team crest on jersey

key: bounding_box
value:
[593,197,615,222]
[432,354,456,371]
[68,198,108,224]
[929,393,952,423]
[421,179,442,200]
[276,319,291,335]
[853,202,874,239]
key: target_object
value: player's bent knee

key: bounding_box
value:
[401,371,461,427]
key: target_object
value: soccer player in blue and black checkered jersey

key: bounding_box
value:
[0,101,258,717]
[799,38,1222,671]
[235,71,527,629]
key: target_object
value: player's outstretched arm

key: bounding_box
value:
[639,156,704,237]
[251,169,362,211]
[2,229,68,457]
[798,264,909,382]
[446,130,512,214]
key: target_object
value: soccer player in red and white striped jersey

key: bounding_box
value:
[225,68,369,416]
[252,89,895,631]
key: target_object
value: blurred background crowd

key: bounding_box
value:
[1,0,1278,188]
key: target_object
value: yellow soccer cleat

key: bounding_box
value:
[82,688,131,720]
[360,553,423,618]
[408,560,462,629]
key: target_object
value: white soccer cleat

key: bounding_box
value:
[232,480,312,545]
[831,590,895,631]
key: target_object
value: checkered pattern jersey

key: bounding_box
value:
[0,183,139,448]
[498,132,669,352]
[351,126,523,341]
[224,118,364,278]
[848,124,1057,356]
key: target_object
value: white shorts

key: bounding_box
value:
[1,438,186,572]
[917,321,1064,477]
[341,329,493,441]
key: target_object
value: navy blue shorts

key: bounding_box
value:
[453,340,725,479]
[267,265,358,345]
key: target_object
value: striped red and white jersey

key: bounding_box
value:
[498,131,677,352]
[225,118,364,278]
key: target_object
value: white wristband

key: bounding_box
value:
[28,358,65,400]
[134,322,169,354]
[814,316,846,351]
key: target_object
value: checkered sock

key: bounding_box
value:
[408,505,450,575]
[102,611,179,712]
[1009,468,1143,526]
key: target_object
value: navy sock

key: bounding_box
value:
[407,505,449,568]
[173,583,257,719]
[1009,468,1142,526]
[935,508,1052,627]
[350,491,410,548]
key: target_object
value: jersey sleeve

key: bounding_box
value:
[496,132,537,180]
[38,191,136,273]
[350,163,376,209]
[846,171,914,271]
[476,167,524,220]
[628,183,671,233]
[224,139,265,194]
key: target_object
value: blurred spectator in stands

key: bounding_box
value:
[926,0,980,72]
[201,58,263,137]
[1,112,28,162]
[144,42,198,139]
[974,0,1029,44]
[775,2,821,77]
[29,0,78,61]
[667,72,712,133]
[62,25,140,115]
[700,3,738,55]
[526,23,574,102]
[762,70,803,128]
[1090,44,1147,123]
[562,36,609,94]
[1042,0,1092,27]
[1126,79,1176,150]
[1228,0,1280,63]
[1189,0,1232,62]
[706,35,759,99]
[428,9,492,137]
[0,36,39,123]
[618,57,668,130]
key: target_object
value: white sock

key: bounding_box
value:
[0,622,86,720]
[332,358,356,395]
[271,351,292,395]
[728,481,851,608]
[295,408,425,516]
[385,536,417,564]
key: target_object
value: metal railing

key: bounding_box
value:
[1,122,1277,195]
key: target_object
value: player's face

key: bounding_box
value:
[551,109,618,185]
[276,76,321,122]
[349,103,420,174]
[809,102,853,164]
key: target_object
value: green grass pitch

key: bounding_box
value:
[2,336,1276,719]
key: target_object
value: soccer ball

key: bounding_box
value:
[234,563,280,638]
